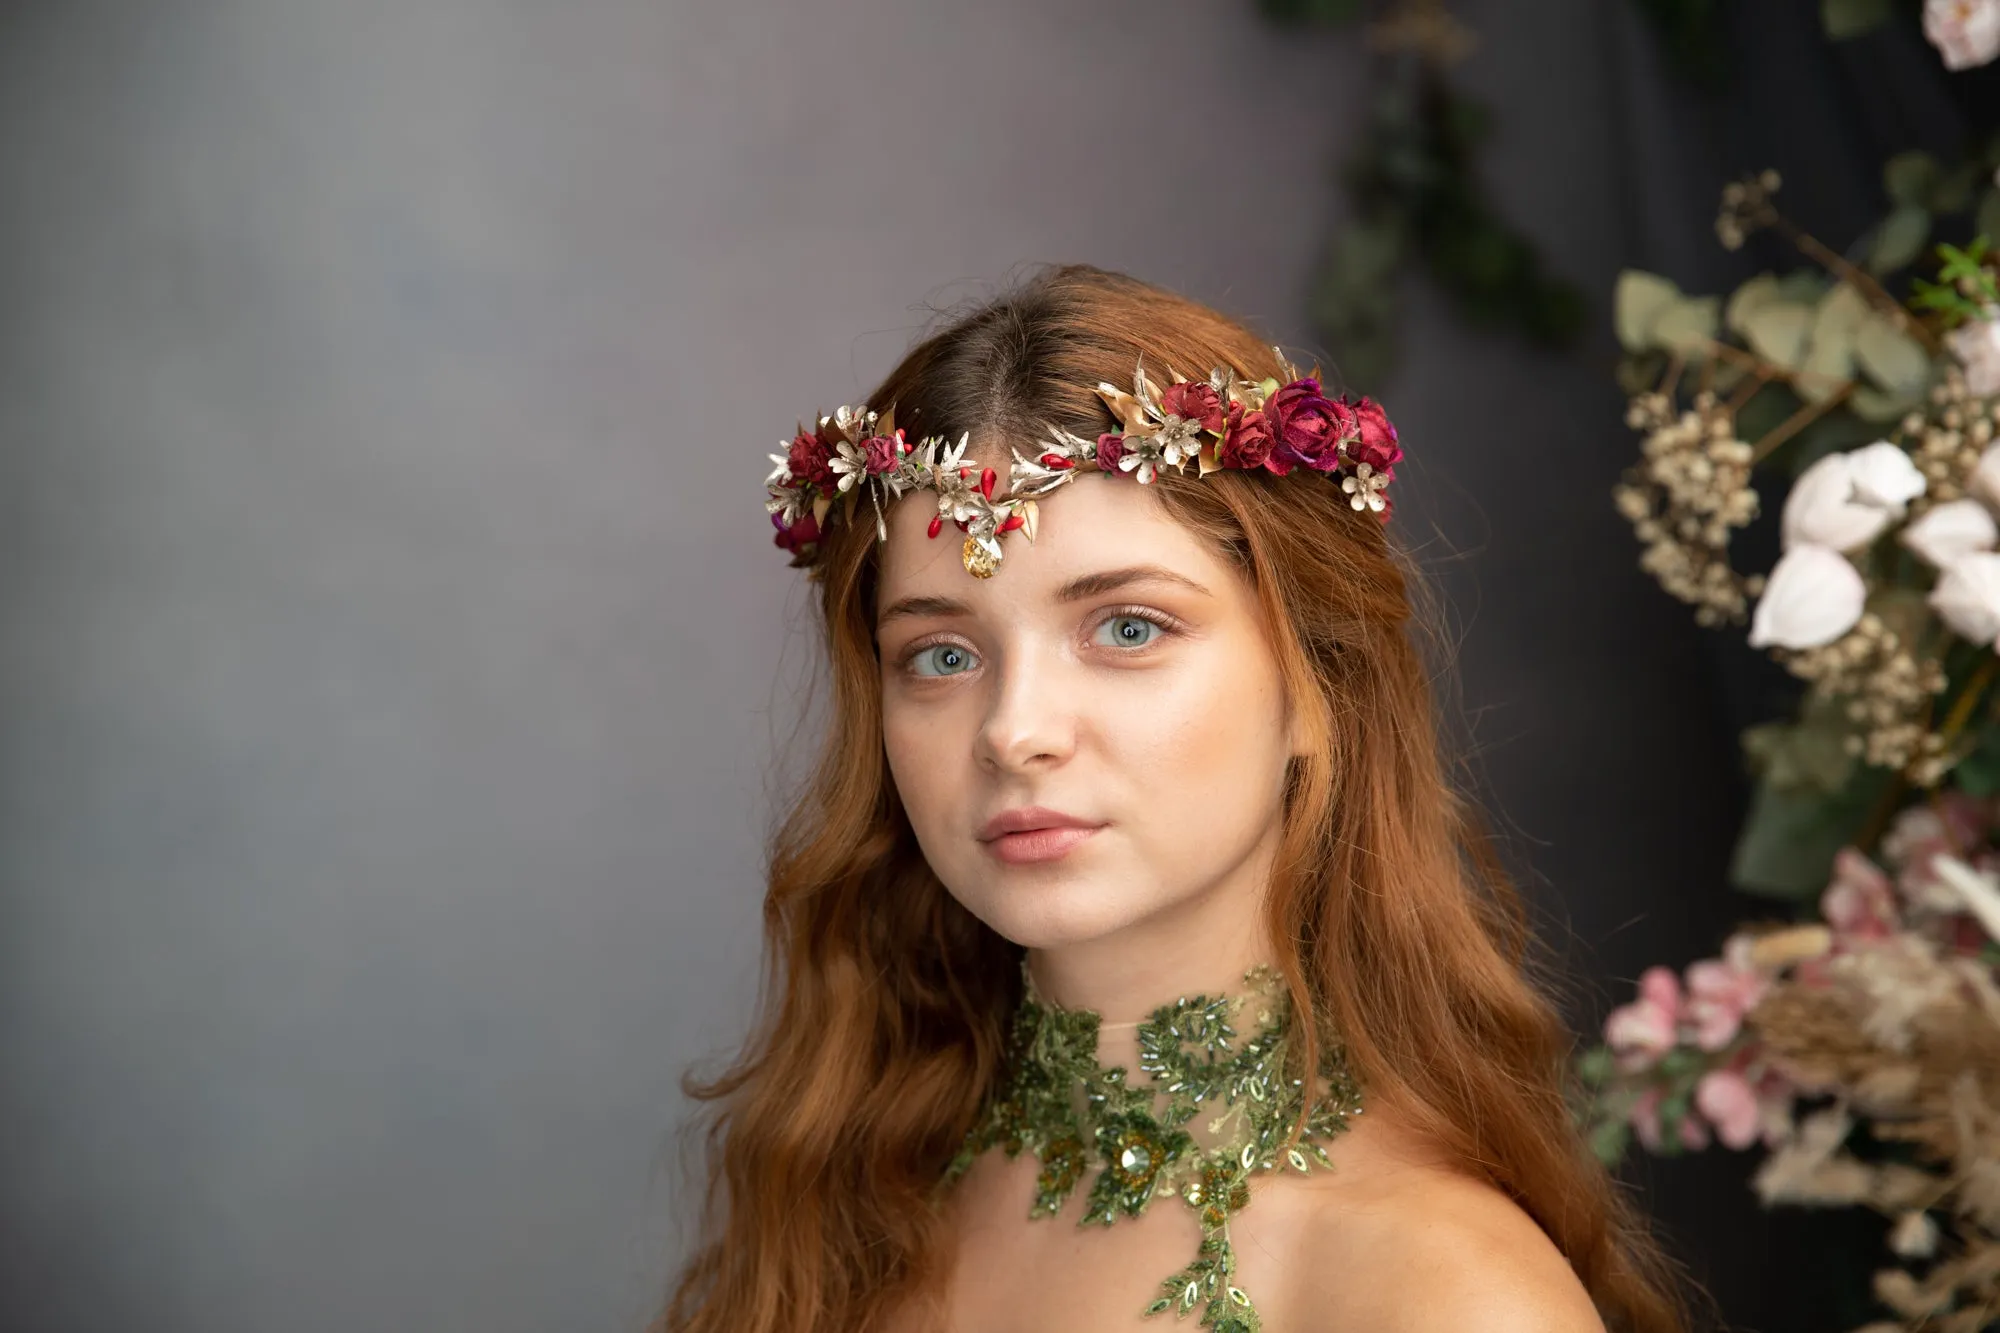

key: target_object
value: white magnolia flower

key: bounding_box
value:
[1947,313,2000,398]
[1924,0,2000,70]
[1929,551,2000,646]
[1748,545,1867,649]
[1781,451,1895,552]
[1844,440,1927,512]
[1901,496,1999,568]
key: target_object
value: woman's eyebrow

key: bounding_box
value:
[877,564,1213,627]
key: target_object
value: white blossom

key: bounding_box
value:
[1900,496,1998,568]
[1947,313,2000,399]
[1748,545,1867,649]
[1923,0,2000,70]
[1844,440,1927,512]
[1781,451,1895,552]
[1929,550,2000,646]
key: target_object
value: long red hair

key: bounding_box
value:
[662,264,1701,1333]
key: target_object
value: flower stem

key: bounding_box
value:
[1768,216,1944,358]
[1937,652,2000,749]
[1749,383,1857,465]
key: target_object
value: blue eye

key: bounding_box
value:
[909,643,978,677]
[1095,614,1163,648]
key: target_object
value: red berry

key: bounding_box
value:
[927,515,943,539]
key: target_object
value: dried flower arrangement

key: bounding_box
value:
[1580,150,2000,1332]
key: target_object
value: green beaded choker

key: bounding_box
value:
[942,963,1365,1333]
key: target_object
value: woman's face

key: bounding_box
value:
[874,471,1304,954]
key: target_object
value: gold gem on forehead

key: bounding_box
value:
[762,349,1402,576]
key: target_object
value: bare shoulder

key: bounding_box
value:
[1239,1112,1605,1333]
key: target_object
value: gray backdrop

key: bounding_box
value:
[3,2,1843,1330]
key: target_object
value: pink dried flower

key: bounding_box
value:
[1604,966,1682,1072]
[1684,947,1769,1051]
[1821,848,1899,941]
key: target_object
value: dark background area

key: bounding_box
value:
[2,2,1991,1330]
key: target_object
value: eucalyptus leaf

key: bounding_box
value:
[1853,315,1931,395]
[1652,296,1721,354]
[1866,205,1931,276]
[1822,0,1892,38]
[1742,719,1857,793]
[1883,151,1940,207]
[1798,284,1869,402]
[1741,302,1814,367]
[1725,273,1784,337]
[1615,270,1685,352]
[1954,718,2000,796]
[1849,384,1921,423]
[1728,763,1893,901]
[1777,270,1833,304]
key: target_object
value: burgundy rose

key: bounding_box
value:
[1159,381,1225,434]
[771,509,821,555]
[1218,404,1275,472]
[1096,431,1127,472]
[1266,378,1351,474]
[785,429,835,487]
[1348,396,1403,473]
[861,434,899,475]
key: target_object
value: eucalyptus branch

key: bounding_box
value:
[1749,383,1857,464]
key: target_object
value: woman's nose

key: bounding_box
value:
[973,643,1077,774]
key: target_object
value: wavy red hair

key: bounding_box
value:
[661,264,1703,1333]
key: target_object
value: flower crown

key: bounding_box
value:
[763,350,1402,578]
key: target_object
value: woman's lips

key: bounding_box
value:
[983,824,1102,865]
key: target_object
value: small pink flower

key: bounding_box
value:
[1821,847,1899,940]
[1604,966,1682,1071]
[1159,381,1225,434]
[1683,945,1768,1051]
[1694,1068,1762,1149]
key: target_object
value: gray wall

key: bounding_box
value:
[0,3,1751,1331]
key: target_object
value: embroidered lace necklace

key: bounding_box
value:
[942,963,1365,1333]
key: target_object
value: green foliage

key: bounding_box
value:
[1730,729,1896,899]
[1821,0,1894,39]
[1630,0,1729,86]
[1910,237,2000,328]
[1295,45,1582,391]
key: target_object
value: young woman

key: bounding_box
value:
[663,265,1699,1332]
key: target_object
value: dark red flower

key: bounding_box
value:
[1159,381,1225,434]
[1266,378,1350,474]
[771,509,821,555]
[785,429,835,488]
[1348,396,1403,473]
[1096,432,1127,472]
[861,434,899,475]
[1218,404,1275,472]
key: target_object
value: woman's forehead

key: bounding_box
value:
[875,473,1225,610]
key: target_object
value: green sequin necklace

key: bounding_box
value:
[942,964,1365,1333]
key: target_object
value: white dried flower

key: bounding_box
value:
[1749,545,1867,649]
[1899,496,1998,568]
[1946,312,2000,398]
[1923,0,2000,70]
[1929,550,2000,646]
[1782,451,1898,552]
[1844,441,1928,513]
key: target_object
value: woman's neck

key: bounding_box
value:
[1023,875,1277,1073]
